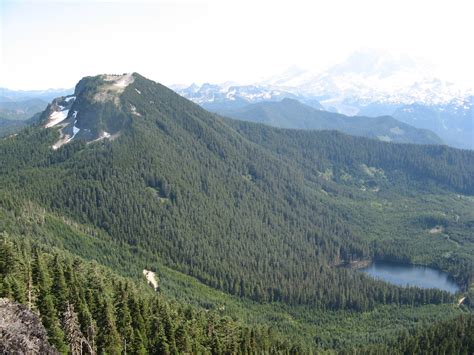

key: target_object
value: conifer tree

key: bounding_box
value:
[96,298,122,354]
[32,248,68,352]
[51,255,69,313]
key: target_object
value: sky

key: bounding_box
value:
[1,0,473,90]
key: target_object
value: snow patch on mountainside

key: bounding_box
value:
[45,108,69,128]
[68,118,80,142]
[130,104,141,116]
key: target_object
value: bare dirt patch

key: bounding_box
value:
[429,226,444,234]
[143,269,158,291]
[93,73,135,104]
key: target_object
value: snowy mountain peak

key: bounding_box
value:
[174,50,472,149]
[261,50,470,106]
[178,50,471,111]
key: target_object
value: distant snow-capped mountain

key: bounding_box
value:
[262,49,471,107]
[173,83,323,112]
[175,49,472,149]
[178,49,472,110]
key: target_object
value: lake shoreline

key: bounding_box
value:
[336,259,372,269]
[359,260,461,294]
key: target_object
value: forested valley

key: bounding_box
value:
[1,73,472,353]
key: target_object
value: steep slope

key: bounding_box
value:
[0,237,291,354]
[0,214,469,353]
[38,73,135,149]
[216,98,443,145]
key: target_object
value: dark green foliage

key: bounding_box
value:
[0,73,472,352]
[0,237,291,354]
[32,248,68,352]
[0,74,471,311]
[349,314,474,354]
[229,120,474,195]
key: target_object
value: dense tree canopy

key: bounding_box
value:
[0,73,472,352]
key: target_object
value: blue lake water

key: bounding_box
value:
[360,261,460,294]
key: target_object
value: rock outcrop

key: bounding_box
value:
[0,298,58,354]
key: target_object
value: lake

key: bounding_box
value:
[360,261,460,294]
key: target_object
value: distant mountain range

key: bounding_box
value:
[175,49,473,149]
[0,98,48,121]
[172,82,324,112]
[0,87,73,137]
[0,87,73,103]
[215,98,443,145]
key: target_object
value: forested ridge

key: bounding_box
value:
[215,98,444,145]
[0,73,472,352]
[229,121,474,195]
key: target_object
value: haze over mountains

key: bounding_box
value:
[0,87,73,137]
[1,49,471,149]
[0,87,72,103]
[176,49,473,149]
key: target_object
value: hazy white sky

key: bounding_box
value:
[1,0,473,89]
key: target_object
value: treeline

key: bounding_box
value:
[0,237,296,354]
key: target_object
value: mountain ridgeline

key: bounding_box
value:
[1,73,473,352]
[177,50,473,150]
[214,98,444,145]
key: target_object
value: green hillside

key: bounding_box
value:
[1,73,472,352]
[216,98,443,145]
